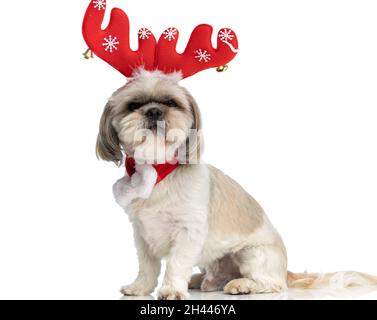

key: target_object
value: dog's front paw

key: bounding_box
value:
[158,286,189,300]
[121,283,154,296]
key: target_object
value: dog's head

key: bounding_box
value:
[96,70,202,165]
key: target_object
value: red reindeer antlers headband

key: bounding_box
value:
[82,0,239,79]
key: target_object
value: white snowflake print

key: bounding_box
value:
[138,28,152,40]
[163,28,177,42]
[93,0,106,11]
[219,29,234,43]
[102,35,119,53]
[194,49,211,63]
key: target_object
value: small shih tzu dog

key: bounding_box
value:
[96,70,377,300]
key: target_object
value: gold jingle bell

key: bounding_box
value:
[83,48,94,59]
[216,65,228,72]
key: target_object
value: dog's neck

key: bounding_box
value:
[125,156,179,185]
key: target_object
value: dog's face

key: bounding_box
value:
[96,70,202,165]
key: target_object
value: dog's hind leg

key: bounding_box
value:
[224,244,288,295]
[200,254,242,292]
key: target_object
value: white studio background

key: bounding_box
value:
[0,0,376,299]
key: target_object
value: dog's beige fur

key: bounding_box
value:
[97,70,377,300]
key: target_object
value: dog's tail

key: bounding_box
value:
[287,270,377,289]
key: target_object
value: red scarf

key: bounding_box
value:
[125,157,179,185]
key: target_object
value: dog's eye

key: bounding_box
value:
[128,102,143,112]
[164,99,178,108]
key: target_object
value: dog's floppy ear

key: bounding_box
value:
[182,90,203,164]
[96,102,123,165]
[188,92,202,132]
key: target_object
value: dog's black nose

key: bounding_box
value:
[145,108,163,120]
